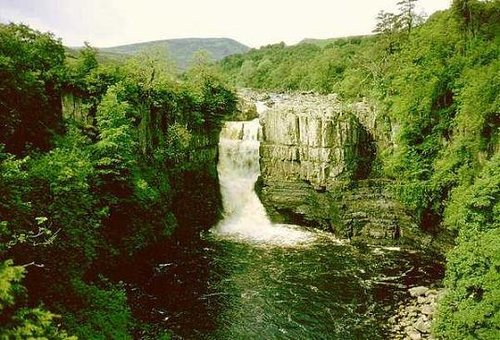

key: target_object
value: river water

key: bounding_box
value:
[120,113,444,339]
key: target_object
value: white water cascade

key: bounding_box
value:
[213,107,313,246]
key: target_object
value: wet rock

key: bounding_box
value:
[232,96,258,121]
[421,305,434,316]
[409,286,429,297]
[388,287,444,339]
[408,329,422,340]
[415,320,431,334]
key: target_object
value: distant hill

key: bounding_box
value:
[98,37,250,69]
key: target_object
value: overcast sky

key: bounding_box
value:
[0,0,451,48]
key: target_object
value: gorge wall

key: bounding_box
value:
[252,92,426,246]
[170,130,222,238]
[62,93,222,239]
[260,93,372,186]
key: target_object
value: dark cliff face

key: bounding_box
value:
[62,93,223,242]
[170,131,222,239]
[255,93,427,247]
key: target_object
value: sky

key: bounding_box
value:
[0,0,451,48]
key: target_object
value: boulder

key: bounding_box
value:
[408,329,422,340]
[425,289,438,297]
[415,320,431,334]
[421,305,434,316]
[409,286,429,297]
[232,97,258,121]
[417,296,427,304]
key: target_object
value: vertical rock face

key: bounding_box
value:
[255,92,422,245]
[260,94,361,188]
[171,130,222,238]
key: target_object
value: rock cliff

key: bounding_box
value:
[255,92,423,245]
[62,92,223,237]
[171,130,222,238]
[259,93,369,188]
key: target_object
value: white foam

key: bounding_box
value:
[212,118,314,246]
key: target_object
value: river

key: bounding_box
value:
[118,108,443,339]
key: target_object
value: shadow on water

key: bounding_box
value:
[113,115,445,339]
[114,232,444,339]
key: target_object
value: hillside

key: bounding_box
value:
[98,37,250,69]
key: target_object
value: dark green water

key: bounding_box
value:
[121,233,443,339]
[118,117,444,339]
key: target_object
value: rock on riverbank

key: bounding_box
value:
[388,286,445,339]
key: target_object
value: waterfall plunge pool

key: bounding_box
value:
[119,235,443,339]
[116,114,444,339]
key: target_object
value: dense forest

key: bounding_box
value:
[220,0,499,338]
[0,0,498,338]
[0,23,236,338]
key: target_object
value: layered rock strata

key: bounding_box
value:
[255,92,422,244]
[260,93,362,188]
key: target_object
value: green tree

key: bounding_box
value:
[434,154,500,339]
[397,0,421,34]
[0,23,65,154]
[1,233,75,339]
[94,83,137,189]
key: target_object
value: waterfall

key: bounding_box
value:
[213,109,313,245]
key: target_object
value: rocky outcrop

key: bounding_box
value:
[259,93,366,187]
[62,93,93,125]
[259,179,424,245]
[230,95,258,121]
[333,180,429,242]
[171,130,222,238]
[254,92,422,245]
[388,286,445,339]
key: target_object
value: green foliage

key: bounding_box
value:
[434,154,500,339]
[95,83,136,183]
[185,54,238,129]
[2,307,76,340]
[63,279,132,340]
[391,180,431,218]
[443,154,499,237]
[0,252,74,338]
[67,42,99,89]
[0,23,65,154]
[1,22,237,338]
[123,47,177,88]
[0,150,31,252]
[29,130,100,262]
[162,122,193,164]
[0,260,24,311]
